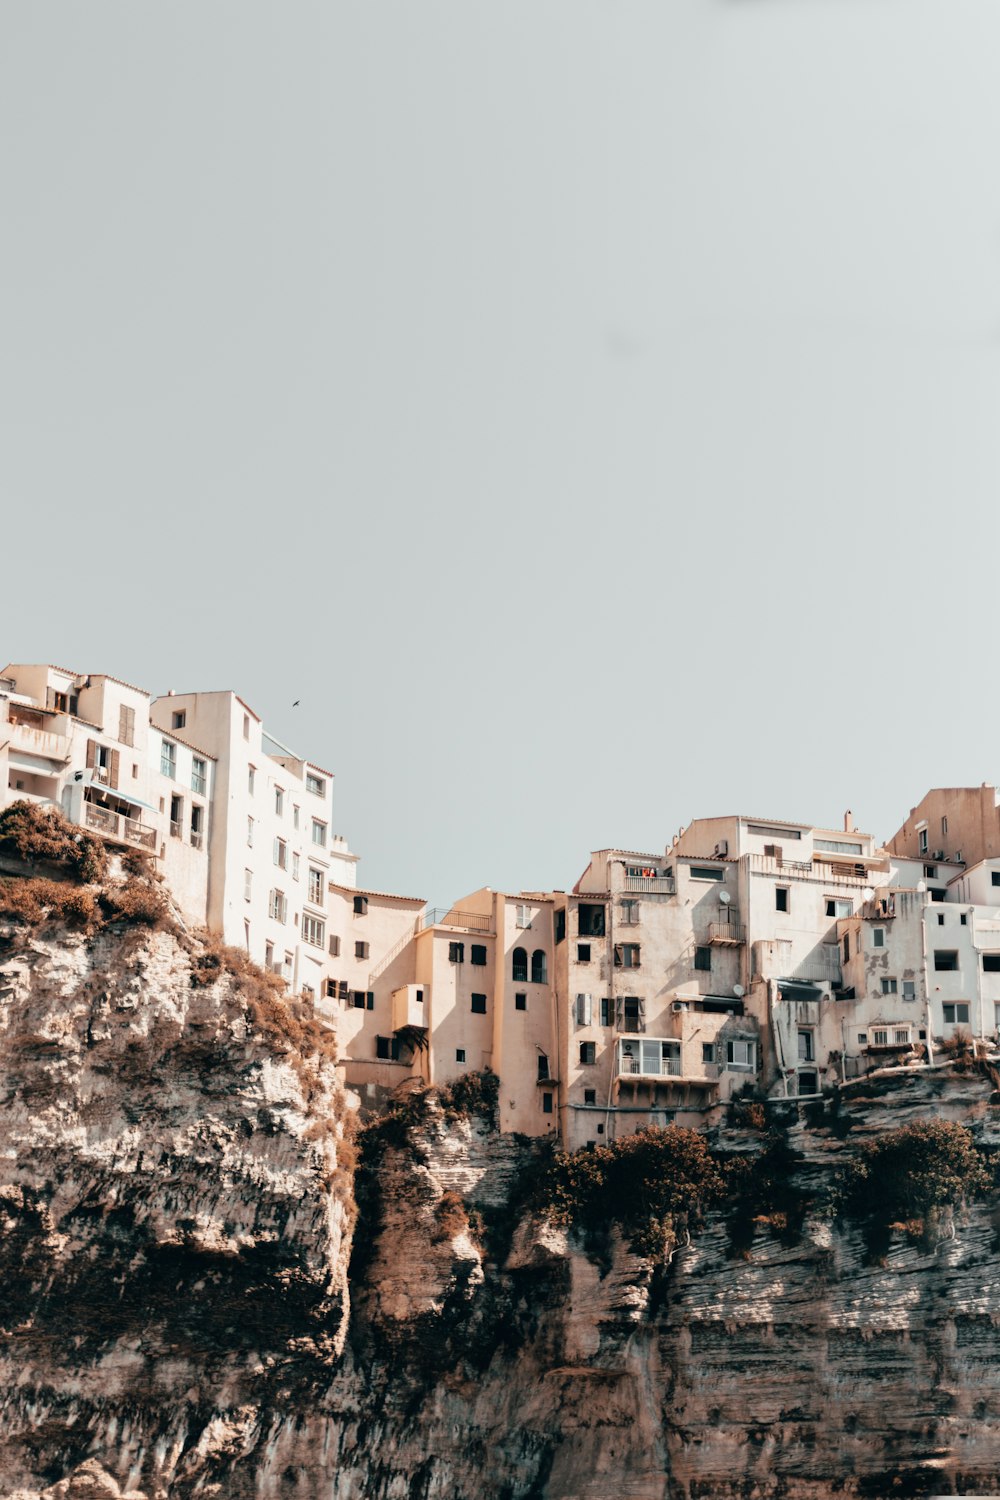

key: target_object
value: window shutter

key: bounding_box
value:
[109,749,120,789]
[637,996,646,1032]
[613,944,623,967]
[615,996,623,1029]
[576,993,592,1026]
[366,991,375,1010]
[86,739,96,770]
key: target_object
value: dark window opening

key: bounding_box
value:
[542,1092,553,1114]
[579,1041,596,1065]
[471,993,487,1014]
[555,909,566,943]
[578,903,606,937]
[694,946,711,971]
[512,946,527,981]
[577,943,591,963]
[515,993,527,1011]
[983,954,1000,973]
[531,949,547,983]
[353,895,368,915]
[934,950,959,971]
[537,1054,550,1081]
[775,887,789,913]
[470,944,487,966]
[375,1035,400,1061]
[584,1088,597,1105]
[449,941,464,964]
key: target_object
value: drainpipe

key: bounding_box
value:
[771,981,790,1097]
[921,896,935,1069]
[604,865,617,1141]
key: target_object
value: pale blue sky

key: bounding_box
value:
[2,2,998,904]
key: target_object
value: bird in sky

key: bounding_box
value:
[292,700,300,707]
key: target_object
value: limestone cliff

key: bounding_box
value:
[3,905,1000,1498]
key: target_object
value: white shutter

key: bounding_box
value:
[576,993,592,1026]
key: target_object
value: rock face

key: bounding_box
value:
[3,913,1000,1498]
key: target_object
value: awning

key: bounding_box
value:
[777,979,823,1001]
[8,751,65,774]
[83,780,158,814]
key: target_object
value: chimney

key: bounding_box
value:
[844,809,854,833]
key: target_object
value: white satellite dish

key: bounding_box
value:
[719,890,732,905]
[733,983,745,997]
[862,887,875,902]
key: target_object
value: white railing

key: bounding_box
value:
[623,875,676,895]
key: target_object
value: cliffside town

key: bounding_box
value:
[5,660,1000,1154]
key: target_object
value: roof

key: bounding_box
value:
[328,881,426,905]
[306,761,335,779]
[3,664,150,698]
[154,726,218,761]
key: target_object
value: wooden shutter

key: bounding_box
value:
[613,944,623,967]
[637,997,646,1033]
[109,749,120,789]
[86,739,96,769]
[615,996,623,1029]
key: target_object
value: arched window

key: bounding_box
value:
[512,947,528,982]
[531,949,547,984]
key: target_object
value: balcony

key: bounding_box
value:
[419,907,493,934]
[84,803,157,852]
[622,875,676,895]
[3,717,72,768]
[708,922,745,945]
[617,1038,720,1086]
[392,983,428,1032]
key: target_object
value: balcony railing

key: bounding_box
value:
[709,922,745,945]
[420,907,493,933]
[84,803,157,852]
[623,875,676,895]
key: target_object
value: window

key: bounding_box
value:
[872,928,886,949]
[542,1093,553,1115]
[578,903,606,937]
[872,1029,889,1047]
[515,993,527,1011]
[943,1002,970,1025]
[843,934,850,963]
[531,950,548,983]
[555,909,566,944]
[826,898,852,918]
[275,787,284,816]
[694,946,711,971]
[293,805,300,830]
[470,944,487,966]
[307,868,324,905]
[894,1028,911,1046]
[265,941,274,970]
[857,1032,867,1044]
[170,794,183,837]
[537,1054,550,1081]
[702,1042,714,1063]
[621,899,640,925]
[292,852,300,881]
[375,1036,400,1061]
[269,890,287,923]
[351,991,365,1009]
[918,829,929,854]
[983,954,1000,973]
[600,997,611,1027]
[329,934,341,957]
[621,996,642,1032]
[248,765,255,794]
[931,889,946,903]
[576,992,592,1025]
[902,980,916,1001]
[244,869,253,901]
[119,704,135,747]
[311,820,327,847]
[937,913,946,926]
[814,837,862,855]
[577,943,591,963]
[191,757,207,795]
[993,872,1000,888]
[881,978,898,995]
[355,941,370,960]
[306,772,325,797]
[471,993,487,1014]
[961,913,968,926]
[190,804,204,848]
[243,714,250,740]
[690,866,724,882]
[613,943,640,969]
[584,1088,597,1105]
[775,887,789,913]
[941,816,948,836]
[512,947,528,982]
[302,914,325,948]
[456,1049,466,1063]
[160,739,176,779]
[247,816,254,847]
[273,838,287,870]
[797,1029,814,1062]
[449,942,464,964]
[924,864,936,879]
[515,904,531,928]
[580,1041,596,1065]
[171,710,186,731]
[934,950,959,971]
[726,1039,756,1070]
[353,895,368,915]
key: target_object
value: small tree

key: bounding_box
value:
[842,1119,988,1232]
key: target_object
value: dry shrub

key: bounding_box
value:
[100,883,171,928]
[431,1190,468,1244]
[0,801,107,882]
[0,877,100,929]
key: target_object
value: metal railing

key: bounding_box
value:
[420,907,493,933]
[709,922,745,944]
[84,804,157,852]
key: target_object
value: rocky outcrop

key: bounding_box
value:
[3,909,1000,1498]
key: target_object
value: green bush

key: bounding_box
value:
[0,801,107,883]
[537,1126,727,1261]
[842,1119,988,1230]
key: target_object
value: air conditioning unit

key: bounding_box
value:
[933,850,945,861]
[714,840,728,857]
[672,1001,689,1013]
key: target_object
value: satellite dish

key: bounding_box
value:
[862,887,875,902]
[733,984,745,997]
[916,880,927,893]
[719,890,732,905]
